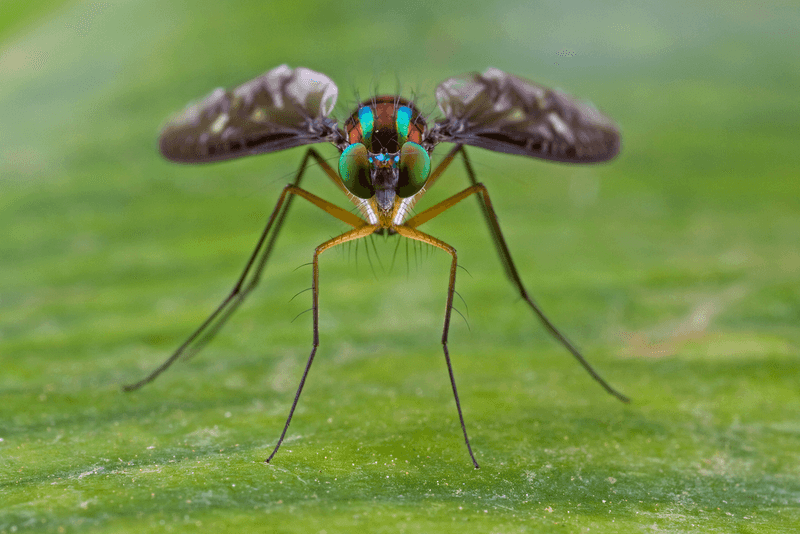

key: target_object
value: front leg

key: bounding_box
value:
[394,225,479,469]
[266,224,378,463]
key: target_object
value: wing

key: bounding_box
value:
[159,65,343,163]
[427,68,620,163]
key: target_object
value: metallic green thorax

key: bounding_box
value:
[357,107,374,145]
[353,104,412,149]
[396,106,412,144]
[339,98,431,205]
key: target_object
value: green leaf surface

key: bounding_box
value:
[2,1,798,532]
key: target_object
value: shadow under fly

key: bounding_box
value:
[125,65,629,469]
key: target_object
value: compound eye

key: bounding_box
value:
[396,142,430,198]
[339,143,374,199]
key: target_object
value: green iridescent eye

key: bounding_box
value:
[339,143,374,199]
[396,142,430,198]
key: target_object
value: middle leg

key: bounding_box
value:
[405,150,629,403]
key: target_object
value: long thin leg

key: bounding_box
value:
[394,225,479,469]
[405,154,629,403]
[266,224,378,463]
[124,150,363,391]
[458,149,629,403]
[186,150,340,359]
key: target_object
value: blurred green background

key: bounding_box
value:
[1,0,798,532]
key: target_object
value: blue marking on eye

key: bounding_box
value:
[358,107,374,142]
[396,106,412,143]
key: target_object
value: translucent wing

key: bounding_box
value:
[159,65,343,163]
[428,68,620,163]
